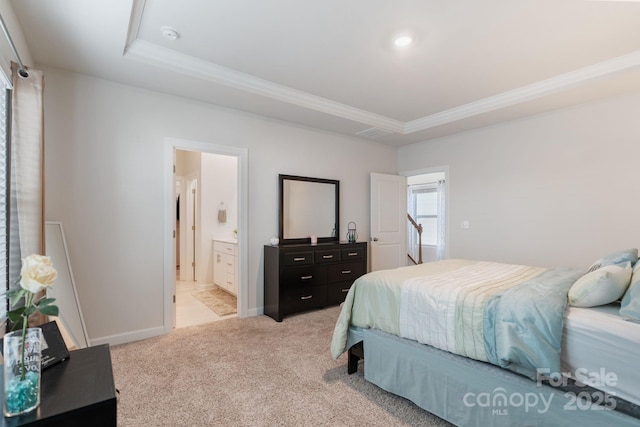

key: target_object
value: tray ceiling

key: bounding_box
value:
[10,0,640,145]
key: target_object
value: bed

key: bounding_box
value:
[330,255,640,426]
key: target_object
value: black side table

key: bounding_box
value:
[0,344,117,426]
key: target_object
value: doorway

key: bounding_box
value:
[404,166,449,264]
[163,138,248,334]
[174,150,238,328]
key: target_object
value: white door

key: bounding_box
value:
[370,173,407,271]
[185,177,198,281]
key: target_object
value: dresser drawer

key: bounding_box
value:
[327,262,365,284]
[214,240,236,255]
[315,249,340,264]
[283,266,326,288]
[282,251,314,266]
[327,282,353,306]
[282,286,327,314]
[341,247,364,261]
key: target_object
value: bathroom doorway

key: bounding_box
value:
[163,138,248,333]
[174,150,238,328]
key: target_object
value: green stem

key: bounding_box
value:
[19,292,33,381]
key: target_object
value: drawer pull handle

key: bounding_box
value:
[322,255,334,259]
[347,252,358,256]
[300,295,313,300]
[300,275,313,280]
[341,270,352,274]
[293,257,306,262]
[341,288,350,293]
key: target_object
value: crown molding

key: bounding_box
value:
[124,26,640,138]
[404,49,640,134]
[124,39,405,134]
[123,0,147,55]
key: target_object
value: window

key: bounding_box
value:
[409,185,439,246]
[407,171,447,263]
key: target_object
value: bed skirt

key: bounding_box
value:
[360,328,638,427]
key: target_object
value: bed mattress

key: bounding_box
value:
[562,304,640,407]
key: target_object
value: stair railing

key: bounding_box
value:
[407,213,423,265]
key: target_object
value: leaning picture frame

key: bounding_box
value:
[45,221,90,349]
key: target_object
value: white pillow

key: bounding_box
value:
[569,262,633,308]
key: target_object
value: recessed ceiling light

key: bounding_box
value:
[161,26,180,41]
[394,35,413,48]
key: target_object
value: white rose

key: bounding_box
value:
[20,254,57,294]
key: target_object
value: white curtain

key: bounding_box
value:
[9,63,46,326]
[11,62,45,258]
[0,87,7,323]
[436,179,446,260]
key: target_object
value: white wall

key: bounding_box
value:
[398,91,640,269]
[43,67,397,344]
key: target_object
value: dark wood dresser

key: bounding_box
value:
[264,241,367,321]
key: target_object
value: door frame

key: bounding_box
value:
[163,137,249,333]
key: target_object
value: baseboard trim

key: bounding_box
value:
[93,309,264,346]
[90,326,166,347]
[245,307,260,318]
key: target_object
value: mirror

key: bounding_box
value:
[279,174,339,244]
[45,222,90,349]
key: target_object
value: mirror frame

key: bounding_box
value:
[279,174,339,245]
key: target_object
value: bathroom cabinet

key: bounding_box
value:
[213,239,237,295]
[264,241,367,321]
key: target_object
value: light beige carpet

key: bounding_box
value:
[110,306,453,426]
[192,288,237,316]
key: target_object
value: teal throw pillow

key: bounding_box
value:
[620,261,640,322]
[587,248,638,273]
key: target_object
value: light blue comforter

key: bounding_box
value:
[331,259,584,381]
[483,268,584,379]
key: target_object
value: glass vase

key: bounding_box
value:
[3,328,42,417]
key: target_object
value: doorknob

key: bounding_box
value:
[372,237,379,242]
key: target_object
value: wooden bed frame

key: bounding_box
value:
[347,341,363,375]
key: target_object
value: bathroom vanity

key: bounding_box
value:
[213,238,237,295]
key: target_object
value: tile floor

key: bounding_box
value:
[175,279,237,328]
